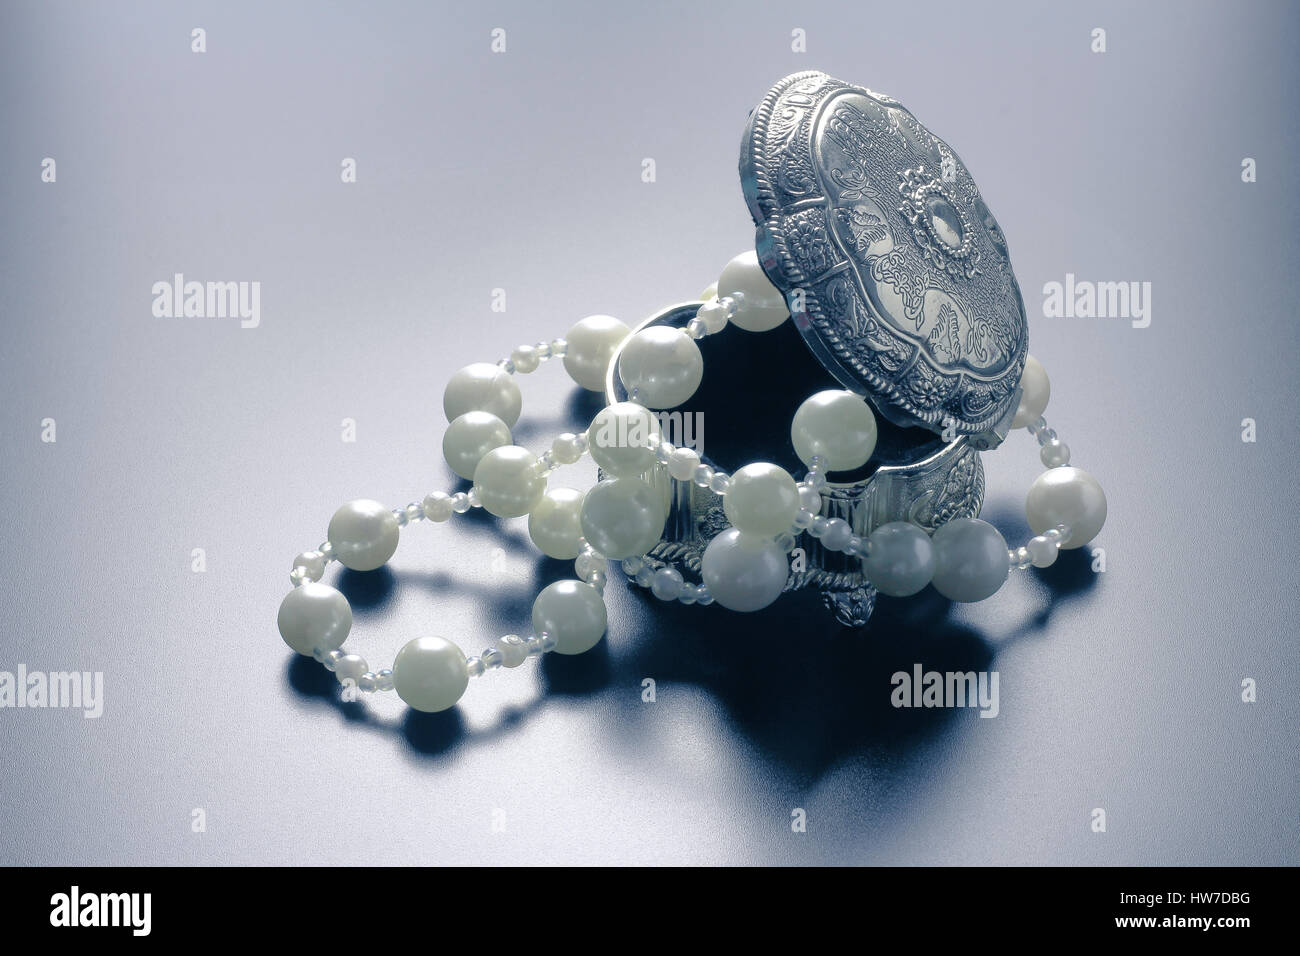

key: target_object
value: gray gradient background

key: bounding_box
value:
[1,0,1297,866]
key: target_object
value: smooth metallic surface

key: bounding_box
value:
[741,72,1029,444]
[607,303,984,625]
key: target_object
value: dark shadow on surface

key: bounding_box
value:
[335,566,397,610]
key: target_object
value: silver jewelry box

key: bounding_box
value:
[607,72,1030,625]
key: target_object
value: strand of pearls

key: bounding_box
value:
[618,334,1107,610]
[278,322,630,713]
[276,250,1108,716]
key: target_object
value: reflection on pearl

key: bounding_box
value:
[327,499,400,572]
[392,636,469,713]
[472,445,545,518]
[579,477,666,559]
[442,411,512,480]
[617,325,704,409]
[930,517,1008,602]
[863,522,935,597]
[527,487,586,559]
[563,315,631,391]
[717,250,789,332]
[1012,354,1050,429]
[588,401,661,478]
[532,580,607,655]
[1025,466,1107,548]
[700,528,788,612]
[790,390,878,470]
[723,462,800,536]
[277,583,352,656]
[443,363,522,428]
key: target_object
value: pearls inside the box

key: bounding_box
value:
[791,390,878,471]
[617,324,704,409]
[717,250,790,332]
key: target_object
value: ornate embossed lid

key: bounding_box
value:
[740,71,1028,447]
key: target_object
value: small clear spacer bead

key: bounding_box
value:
[535,341,552,360]
[289,567,309,586]
[709,473,731,495]
[622,556,645,575]
[405,503,423,523]
[497,358,516,374]
[686,317,707,339]
[550,338,568,357]
[393,508,409,527]
[376,668,394,691]
[451,492,472,513]
[466,656,485,677]
[482,648,505,670]
[693,464,714,487]
[318,542,335,560]
[358,673,378,692]
[539,632,558,653]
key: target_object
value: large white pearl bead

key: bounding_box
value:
[863,521,935,597]
[277,583,352,656]
[723,462,800,536]
[392,636,469,713]
[328,499,400,572]
[930,517,1008,603]
[472,445,546,518]
[442,411,512,481]
[617,325,704,409]
[532,580,607,655]
[790,390,878,471]
[1025,466,1107,548]
[1011,354,1050,429]
[717,250,789,332]
[588,401,661,478]
[527,487,586,559]
[579,477,666,559]
[700,528,789,612]
[443,362,523,428]
[563,314,631,392]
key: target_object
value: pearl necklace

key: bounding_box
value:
[276,251,1107,714]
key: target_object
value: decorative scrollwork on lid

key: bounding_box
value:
[741,71,1029,437]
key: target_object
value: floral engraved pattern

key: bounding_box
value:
[743,71,1029,435]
